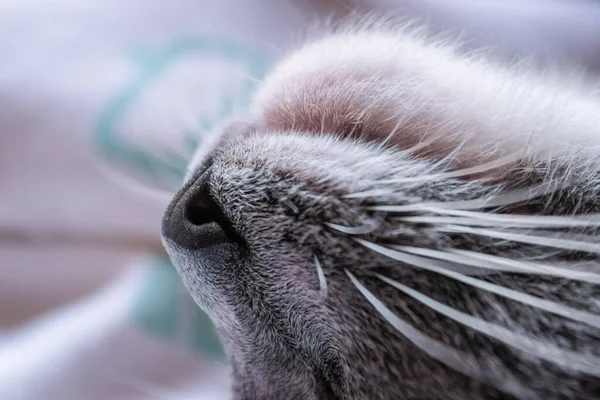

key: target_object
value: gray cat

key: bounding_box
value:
[161,19,600,399]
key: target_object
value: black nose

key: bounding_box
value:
[161,172,231,250]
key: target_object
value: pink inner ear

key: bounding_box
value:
[251,64,496,174]
[257,90,483,173]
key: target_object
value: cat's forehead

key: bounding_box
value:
[189,125,346,173]
[185,118,261,182]
[209,132,422,187]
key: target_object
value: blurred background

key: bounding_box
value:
[0,0,598,399]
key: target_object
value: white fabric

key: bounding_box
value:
[0,263,231,400]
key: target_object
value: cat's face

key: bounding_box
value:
[160,22,600,400]
[160,122,502,399]
[162,122,600,400]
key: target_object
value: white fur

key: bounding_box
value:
[251,23,600,171]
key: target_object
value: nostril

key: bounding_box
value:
[184,187,219,227]
[162,172,236,250]
[185,203,215,226]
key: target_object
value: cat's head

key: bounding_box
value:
[160,114,515,399]
[160,23,600,400]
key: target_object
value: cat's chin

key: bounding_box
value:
[163,238,244,324]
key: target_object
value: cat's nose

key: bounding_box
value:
[161,172,230,250]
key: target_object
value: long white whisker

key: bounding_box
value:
[440,152,522,179]
[427,136,469,172]
[326,221,380,235]
[406,207,600,228]
[355,239,600,330]
[451,248,600,283]
[395,215,518,227]
[345,188,401,199]
[392,246,524,274]
[370,181,565,213]
[375,175,444,186]
[396,214,600,229]
[376,273,600,376]
[314,254,328,296]
[404,135,438,153]
[379,112,410,149]
[346,181,494,200]
[344,269,534,399]
[439,225,600,254]
[553,260,600,274]
[374,153,521,188]
[325,212,386,235]
[394,246,600,285]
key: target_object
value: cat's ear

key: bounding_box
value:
[248,34,469,168]
[251,62,470,170]
[251,29,600,178]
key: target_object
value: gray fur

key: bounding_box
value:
[161,20,600,400]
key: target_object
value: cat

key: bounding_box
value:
[161,17,600,399]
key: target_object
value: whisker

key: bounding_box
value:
[376,274,600,376]
[395,215,522,227]
[314,254,328,296]
[393,246,522,274]
[283,199,300,215]
[370,181,565,212]
[452,248,600,280]
[375,175,444,186]
[345,188,400,199]
[379,112,410,149]
[427,136,469,172]
[374,152,521,188]
[354,239,600,330]
[439,225,600,254]
[440,152,522,179]
[326,221,380,235]
[395,214,600,229]
[553,260,600,274]
[325,212,386,235]
[407,207,600,228]
[404,135,438,154]
[344,269,534,399]
[394,246,600,285]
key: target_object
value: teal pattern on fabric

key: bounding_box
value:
[93,36,269,184]
[133,256,226,362]
[93,36,270,362]
[131,257,181,341]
